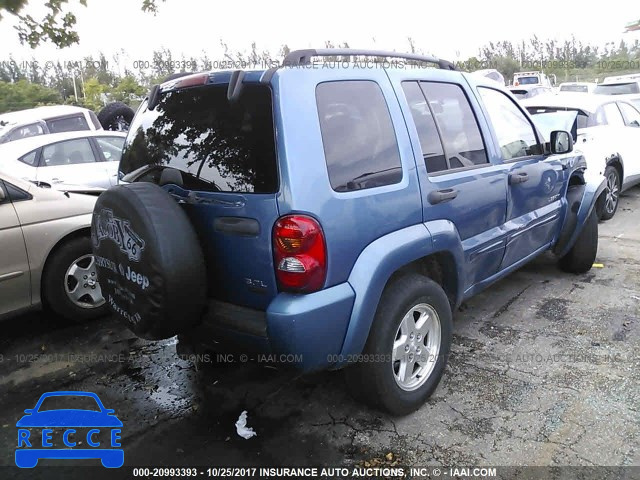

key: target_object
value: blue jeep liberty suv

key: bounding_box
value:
[92,49,605,414]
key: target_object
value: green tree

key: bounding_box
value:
[0,79,62,113]
[0,0,164,48]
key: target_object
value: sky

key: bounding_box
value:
[0,0,638,71]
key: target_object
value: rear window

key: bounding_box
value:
[8,123,45,142]
[594,82,640,95]
[46,115,90,133]
[316,80,402,192]
[559,85,588,93]
[516,76,540,85]
[119,84,278,194]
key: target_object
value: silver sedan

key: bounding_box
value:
[0,171,106,322]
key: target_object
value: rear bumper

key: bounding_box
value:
[188,282,355,372]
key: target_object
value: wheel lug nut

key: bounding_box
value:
[92,286,96,289]
[84,284,88,288]
[410,333,414,340]
[83,275,87,279]
[405,345,410,352]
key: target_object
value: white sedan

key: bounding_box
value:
[0,130,126,189]
[522,93,640,220]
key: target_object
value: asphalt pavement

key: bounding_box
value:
[1,188,638,479]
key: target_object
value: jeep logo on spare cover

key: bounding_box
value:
[92,208,145,262]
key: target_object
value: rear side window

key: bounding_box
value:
[120,85,278,193]
[402,81,447,173]
[8,123,44,142]
[46,115,90,133]
[18,149,39,166]
[316,81,402,192]
[421,82,488,169]
[89,111,102,130]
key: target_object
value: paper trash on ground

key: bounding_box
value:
[235,410,257,439]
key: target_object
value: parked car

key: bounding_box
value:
[0,131,126,189]
[0,106,103,145]
[522,92,640,220]
[509,85,554,99]
[512,70,556,88]
[558,82,597,93]
[0,171,106,322]
[594,74,640,95]
[92,49,604,415]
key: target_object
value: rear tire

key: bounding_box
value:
[600,165,621,221]
[344,274,452,415]
[558,208,598,274]
[42,236,108,322]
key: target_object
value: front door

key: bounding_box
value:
[476,87,565,269]
[0,180,30,315]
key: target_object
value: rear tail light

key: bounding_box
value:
[273,215,326,293]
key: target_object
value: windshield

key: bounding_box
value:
[516,76,540,85]
[38,395,101,412]
[120,84,278,194]
[594,83,640,95]
[560,85,588,93]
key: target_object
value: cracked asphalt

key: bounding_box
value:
[1,188,638,478]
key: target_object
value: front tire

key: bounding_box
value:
[344,274,453,415]
[558,208,598,274]
[42,236,108,322]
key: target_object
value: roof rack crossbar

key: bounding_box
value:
[282,49,456,70]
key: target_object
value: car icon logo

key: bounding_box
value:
[15,391,123,468]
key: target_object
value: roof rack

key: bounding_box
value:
[281,49,457,70]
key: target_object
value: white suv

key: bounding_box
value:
[594,74,640,96]
[0,105,103,145]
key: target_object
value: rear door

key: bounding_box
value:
[119,78,280,310]
[394,77,508,290]
[0,180,30,315]
[476,86,565,269]
[36,138,111,188]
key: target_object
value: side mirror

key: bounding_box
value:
[23,409,33,415]
[0,187,5,202]
[630,120,640,127]
[104,409,115,415]
[550,130,573,154]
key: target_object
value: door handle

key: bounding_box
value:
[428,188,458,205]
[509,172,529,185]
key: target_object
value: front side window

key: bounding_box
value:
[96,136,125,162]
[618,102,640,127]
[317,80,402,192]
[420,82,488,170]
[46,115,90,134]
[120,84,278,194]
[478,87,541,161]
[599,103,625,127]
[41,138,97,166]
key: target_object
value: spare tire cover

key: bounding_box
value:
[91,182,207,340]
